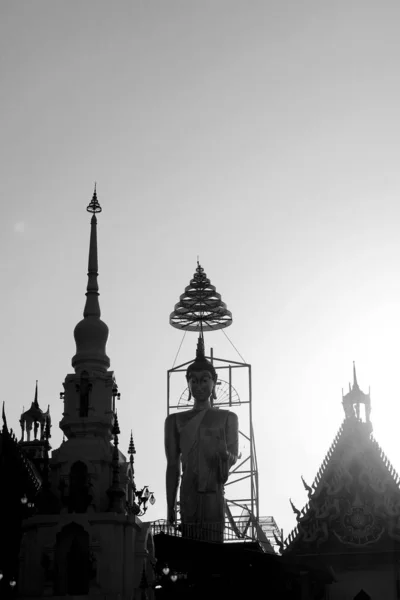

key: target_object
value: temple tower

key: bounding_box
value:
[17,188,155,600]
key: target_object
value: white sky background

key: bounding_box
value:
[2,0,400,538]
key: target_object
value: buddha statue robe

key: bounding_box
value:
[165,406,238,542]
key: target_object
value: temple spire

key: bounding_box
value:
[84,185,102,319]
[72,186,110,372]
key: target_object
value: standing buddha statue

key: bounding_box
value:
[164,336,239,542]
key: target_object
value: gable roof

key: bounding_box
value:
[284,371,400,554]
[1,407,42,499]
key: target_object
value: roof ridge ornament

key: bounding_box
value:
[342,363,372,429]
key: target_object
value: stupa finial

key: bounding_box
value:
[86,183,102,214]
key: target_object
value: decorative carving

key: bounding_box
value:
[285,418,400,551]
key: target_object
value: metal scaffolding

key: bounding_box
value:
[167,350,280,551]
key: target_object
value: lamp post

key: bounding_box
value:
[135,486,156,516]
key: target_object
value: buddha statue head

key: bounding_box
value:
[186,336,217,402]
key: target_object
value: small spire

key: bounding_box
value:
[112,412,120,437]
[128,430,136,456]
[353,361,359,389]
[33,380,39,408]
[44,415,51,441]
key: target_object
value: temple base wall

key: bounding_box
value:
[18,514,154,600]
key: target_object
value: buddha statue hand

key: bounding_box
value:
[168,506,176,525]
[216,432,229,461]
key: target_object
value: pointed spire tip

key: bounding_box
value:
[87,185,102,214]
[353,361,358,387]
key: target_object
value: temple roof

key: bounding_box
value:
[1,403,42,496]
[283,367,400,554]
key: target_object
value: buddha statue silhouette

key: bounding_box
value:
[164,336,239,542]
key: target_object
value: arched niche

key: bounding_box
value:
[54,522,90,596]
[79,370,91,417]
[68,460,92,513]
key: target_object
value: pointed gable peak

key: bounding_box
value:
[284,420,400,554]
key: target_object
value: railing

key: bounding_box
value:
[152,519,257,544]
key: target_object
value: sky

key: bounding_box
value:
[2,0,400,541]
